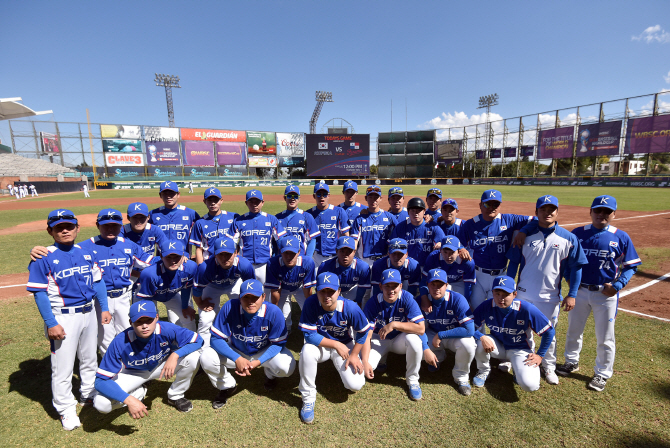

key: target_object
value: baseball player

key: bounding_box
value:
[30,184,38,197]
[391,197,445,267]
[298,272,372,423]
[200,279,296,407]
[27,209,110,430]
[275,185,320,257]
[83,183,90,198]
[188,181,194,193]
[15,184,21,199]
[149,181,201,256]
[350,185,396,266]
[370,238,421,299]
[317,236,371,306]
[362,268,426,401]
[192,236,255,347]
[506,195,588,385]
[471,276,555,393]
[121,202,168,255]
[436,198,464,236]
[190,187,239,263]
[556,195,641,391]
[21,184,28,198]
[8,184,14,198]
[93,300,204,416]
[387,187,409,224]
[425,188,443,221]
[265,236,317,330]
[419,269,476,396]
[233,189,286,284]
[339,180,368,227]
[136,240,198,331]
[421,236,476,306]
[307,182,350,267]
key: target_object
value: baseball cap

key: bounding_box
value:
[591,195,617,211]
[127,202,149,217]
[47,209,78,228]
[441,198,459,210]
[316,272,340,291]
[381,268,402,285]
[482,189,503,203]
[97,208,123,225]
[159,181,179,193]
[204,187,222,199]
[314,181,330,193]
[343,180,358,192]
[492,275,517,294]
[426,268,448,285]
[129,300,158,322]
[284,185,301,196]
[336,236,356,250]
[365,185,382,196]
[427,188,442,199]
[240,279,264,298]
[536,195,559,209]
[441,236,461,252]
[388,238,408,254]
[279,236,300,253]
[246,189,263,201]
[213,236,236,255]
[159,239,186,257]
[388,187,404,198]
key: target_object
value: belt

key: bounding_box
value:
[108,286,131,298]
[580,283,604,292]
[55,302,93,315]
[475,266,504,276]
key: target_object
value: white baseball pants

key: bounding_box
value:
[367,333,423,385]
[156,293,196,332]
[268,288,307,331]
[252,263,267,285]
[95,289,132,354]
[425,329,476,384]
[299,341,365,403]
[312,253,334,271]
[198,280,241,347]
[475,336,541,392]
[517,295,560,373]
[469,268,500,311]
[448,281,466,296]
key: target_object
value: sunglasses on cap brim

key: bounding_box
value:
[366,187,382,194]
[48,214,77,225]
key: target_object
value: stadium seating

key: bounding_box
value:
[0,153,79,177]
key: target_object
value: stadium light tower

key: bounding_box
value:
[154,73,181,128]
[309,91,333,134]
[477,93,499,177]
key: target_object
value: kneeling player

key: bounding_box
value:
[362,269,426,401]
[298,272,372,424]
[94,300,203,416]
[200,279,296,409]
[471,276,555,392]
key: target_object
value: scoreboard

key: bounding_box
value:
[306,134,370,176]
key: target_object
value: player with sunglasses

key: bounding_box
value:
[350,185,396,267]
[190,188,239,264]
[149,182,201,257]
[387,187,410,224]
[425,188,443,222]
[276,185,320,257]
[307,182,350,267]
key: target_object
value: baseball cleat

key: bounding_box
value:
[212,386,237,409]
[78,395,95,407]
[588,375,607,392]
[556,362,579,377]
[408,384,422,401]
[300,402,315,424]
[264,377,278,392]
[457,382,471,396]
[60,414,81,431]
[375,363,388,374]
[498,361,512,373]
[168,397,193,413]
[543,369,559,385]
[473,370,489,388]
[427,362,440,373]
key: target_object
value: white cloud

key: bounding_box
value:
[632,25,670,43]
[665,71,670,83]
[421,111,504,140]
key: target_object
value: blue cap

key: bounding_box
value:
[427,187,442,199]
[47,209,78,228]
[129,300,158,322]
[492,275,516,293]
[591,195,617,211]
[427,268,448,284]
[284,185,300,196]
[536,195,559,209]
[381,268,402,285]
[336,236,356,250]
[127,202,149,217]
[159,239,186,256]
[343,180,358,192]
[441,236,461,251]
[482,189,502,203]
[316,272,340,291]
[204,187,222,199]
[314,181,330,193]
[388,187,404,198]
[246,189,263,201]
[279,236,300,253]
[159,181,179,193]
[388,238,408,254]
[441,198,459,210]
[213,236,236,255]
[240,279,264,298]
[97,208,124,225]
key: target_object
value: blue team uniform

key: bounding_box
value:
[78,236,153,291]
[275,209,320,256]
[350,210,396,259]
[391,218,446,267]
[370,256,421,296]
[339,202,367,227]
[265,255,317,292]
[193,255,256,291]
[317,257,371,303]
[137,260,198,308]
[307,205,350,257]
[388,207,409,225]
[120,223,167,254]
[420,290,473,336]
[233,212,286,264]
[190,211,239,261]
[300,296,372,344]
[438,218,464,237]
[149,205,200,250]
[420,250,476,300]
[363,289,425,340]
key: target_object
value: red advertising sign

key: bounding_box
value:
[180,128,246,142]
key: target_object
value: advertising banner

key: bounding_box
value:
[143,126,179,142]
[40,132,60,153]
[108,167,145,178]
[504,147,517,158]
[435,140,462,162]
[182,141,215,166]
[248,156,278,167]
[475,150,485,160]
[100,124,142,140]
[305,134,370,176]
[185,167,216,177]
[276,132,305,157]
[102,139,143,153]
[247,131,277,155]
[145,141,181,165]
[576,121,622,157]
[180,128,246,142]
[75,166,106,178]
[148,166,182,178]
[521,145,535,157]
[219,166,248,176]
[538,126,575,159]
[105,153,145,167]
[624,115,670,154]
[490,148,502,158]
[278,156,305,167]
[215,141,247,166]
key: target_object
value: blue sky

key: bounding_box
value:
[2,0,670,145]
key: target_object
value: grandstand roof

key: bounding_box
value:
[0,98,53,120]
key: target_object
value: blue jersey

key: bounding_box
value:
[370,256,421,295]
[419,290,473,333]
[350,210,396,258]
[78,236,152,290]
[27,244,103,308]
[149,205,200,250]
[307,205,350,257]
[317,257,371,293]
[193,255,255,290]
[572,224,641,286]
[233,212,286,264]
[391,219,446,267]
[438,218,464,237]
[136,260,198,304]
[459,213,532,270]
[299,296,372,344]
[96,322,200,377]
[473,299,552,352]
[363,289,424,340]
[426,209,442,220]
[339,202,367,227]
[421,250,476,285]
[265,255,317,292]
[388,207,409,225]
[275,209,320,256]
[211,299,288,356]
[120,223,167,254]
[190,211,239,261]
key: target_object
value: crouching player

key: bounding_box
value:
[362,269,426,401]
[420,269,476,396]
[471,276,555,392]
[298,273,372,424]
[200,279,296,409]
[94,300,203,416]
